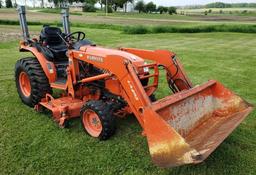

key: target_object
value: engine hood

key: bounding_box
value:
[79,45,145,64]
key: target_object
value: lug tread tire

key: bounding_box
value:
[15,57,52,107]
[80,100,116,140]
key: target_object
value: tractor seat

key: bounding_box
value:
[40,26,68,61]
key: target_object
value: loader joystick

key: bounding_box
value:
[65,31,86,43]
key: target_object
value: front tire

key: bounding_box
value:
[15,57,52,107]
[80,100,116,140]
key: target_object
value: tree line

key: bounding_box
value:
[206,2,256,8]
[47,0,134,12]
[1,1,256,10]
[185,2,256,9]
[1,0,135,12]
[135,1,177,14]
[1,0,177,14]
[1,0,15,8]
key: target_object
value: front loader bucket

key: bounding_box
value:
[143,80,253,168]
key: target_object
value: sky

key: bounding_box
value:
[143,0,256,6]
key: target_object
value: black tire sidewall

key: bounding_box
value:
[80,100,116,140]
[15,57,52,107]
[15,63,33,106]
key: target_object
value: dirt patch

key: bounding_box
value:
[0,31,22,42]
[0,27,38,42]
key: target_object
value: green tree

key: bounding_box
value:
[135,0,145,13]
[49,0,65,7]
[157,6,168,14]
[101,0,121,13]
[105,5,113,13]
[83,3,97,12]
[0,1,2,8]
[85,0,97,4]
[242,10,247,14]
[206,2,231,8]
[145,1,156,13]
[163,6,168,13]
[5,0,13,8]
[157,6,164,14]
[49,0,98,8]
[168,6,176,15]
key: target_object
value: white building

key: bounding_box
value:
[1,0,55,8]
[116,2,135,12]
[0,0,136,12]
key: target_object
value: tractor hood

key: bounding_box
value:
[79,45,145,65]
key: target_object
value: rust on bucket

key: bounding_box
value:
[144,80,253,167]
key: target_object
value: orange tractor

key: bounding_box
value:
[16,6,253,167]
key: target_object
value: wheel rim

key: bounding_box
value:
[82,110,102,137]
[19,71,31,97]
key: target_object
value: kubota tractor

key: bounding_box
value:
[15,6,253,167]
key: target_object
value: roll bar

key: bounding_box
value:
[61,8,71,34]
[17,6,71,42]
[17,6,30,42]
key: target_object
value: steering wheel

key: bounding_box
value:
[64,31,86,43]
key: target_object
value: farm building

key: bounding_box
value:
[0,0,136,12]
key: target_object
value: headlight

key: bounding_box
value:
[143,62,149,72]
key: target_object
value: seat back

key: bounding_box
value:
[40,26,64,46]
[39,26,68,62]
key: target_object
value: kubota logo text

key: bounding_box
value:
[87,55,104,63]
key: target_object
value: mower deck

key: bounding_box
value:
[39,95,83,126]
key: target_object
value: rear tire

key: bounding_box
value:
[15,57,52,107]
[80,100,116,140]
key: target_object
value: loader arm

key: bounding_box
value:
[120,48,193,92]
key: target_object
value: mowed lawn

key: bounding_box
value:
[0,25,255,174]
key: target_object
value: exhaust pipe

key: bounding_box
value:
[61,8,71,35]
[17,6,30,42]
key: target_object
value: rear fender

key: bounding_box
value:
[20,43,57,83]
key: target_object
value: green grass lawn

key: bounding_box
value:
[0,25,255,174]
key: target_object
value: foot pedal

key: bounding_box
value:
[51,78,67,89]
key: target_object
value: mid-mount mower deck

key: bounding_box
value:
[15,6,253,167]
